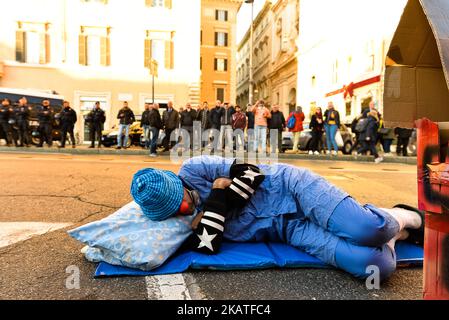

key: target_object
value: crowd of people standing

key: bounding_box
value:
[0,96,414,160]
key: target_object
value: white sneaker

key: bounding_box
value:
[314,151,320,155]
[150,153,157,157]
[308,150,313,155]
[375,156,384,164]
[332,151,338,156]
[326,151,331,155]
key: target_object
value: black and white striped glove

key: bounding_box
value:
[226,162,265,209]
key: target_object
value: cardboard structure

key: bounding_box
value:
[383,0,449,128]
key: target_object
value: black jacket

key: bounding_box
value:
[196,109,210,129]
[268,111,286,130]
[117,107,135,125]
[360,115,379,142]
[324,109,340,127]
[180,109,197,127]
[37,106,54,124]
[141,110,151,126]
[0,105,10,122]
[59,107,77,126]
[209,106,223,128]
[220,107,235,126]
[149,109,162,129]
[87,108,106,125]
[310,114,324,132]
[14,105,31,123]
[246,111,255,129]
[162,108,179,130]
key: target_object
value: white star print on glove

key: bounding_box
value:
[241,169,262,183]
[197,228,217,252]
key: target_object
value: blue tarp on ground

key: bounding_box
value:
[94,241,423,277]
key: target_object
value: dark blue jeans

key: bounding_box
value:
[150,126,159,154]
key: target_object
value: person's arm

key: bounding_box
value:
[184,179,231,255]
[73,110,77,124]
[131,110,135,123]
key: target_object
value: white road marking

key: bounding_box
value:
[145,274,192,300]
[0,222,71,249]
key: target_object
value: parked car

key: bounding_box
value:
[282,124,354,154]
[101,121,144,148]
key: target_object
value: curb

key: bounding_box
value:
[0,146,417,165]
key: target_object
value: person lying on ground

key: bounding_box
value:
[130,156,424,282]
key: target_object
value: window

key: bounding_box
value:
[79,27,110,66]
[345,101,352,117]
[215,10,228,21]
[15,23,50,64]
[214,32,228,47]
[214,58,227,72]
[216,88,225,102]
[144,31,174,70]
[146,0,172,8]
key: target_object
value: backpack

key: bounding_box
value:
[287,113,296,129]
[355,118,369,133]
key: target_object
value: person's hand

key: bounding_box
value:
[213,178,233,189]
[191,211,204,230]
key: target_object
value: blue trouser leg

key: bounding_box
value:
[329,125,338,151]
[327,197,400,247]
[117,124,124,147]
[286,217,397,281]
[325,125,331,151]
[124,125,130,147]
[334,240,397,281]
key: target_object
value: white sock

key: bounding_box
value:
[381,207,422,231]
[387,229,410,252]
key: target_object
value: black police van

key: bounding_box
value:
[0,88,64,145]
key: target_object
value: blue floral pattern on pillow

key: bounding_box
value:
[68,202,195,271]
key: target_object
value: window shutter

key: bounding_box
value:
[224,33,228,47]
[214,58,217,71]
[215,10,218,20]
[16,31,26,63]
[144,38,151,68]
[214,32,218,46]
[164,0,172,9]
[225,11,228,21]
[39,33,47,64]
[224,59,228,71]
[79,34,87,65]
[164,40,173,69]
[45,34,51,63]
[100,36,110,66]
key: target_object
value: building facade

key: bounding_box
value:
[0,0,201,143]
[200,0,242,105]
[268,0,299,115]
[296,0,408,122]
[236,1,272,108]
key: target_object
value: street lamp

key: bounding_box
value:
[245,0,254,106]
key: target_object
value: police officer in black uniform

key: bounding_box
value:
[0,99,17,146]
[59,100,77,149]
[86,101,106,148]
[37,99,54,147]
[15,97,31,147]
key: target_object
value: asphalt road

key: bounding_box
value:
[0,152,422,300]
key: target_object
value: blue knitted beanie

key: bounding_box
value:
[130,168,184,221]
